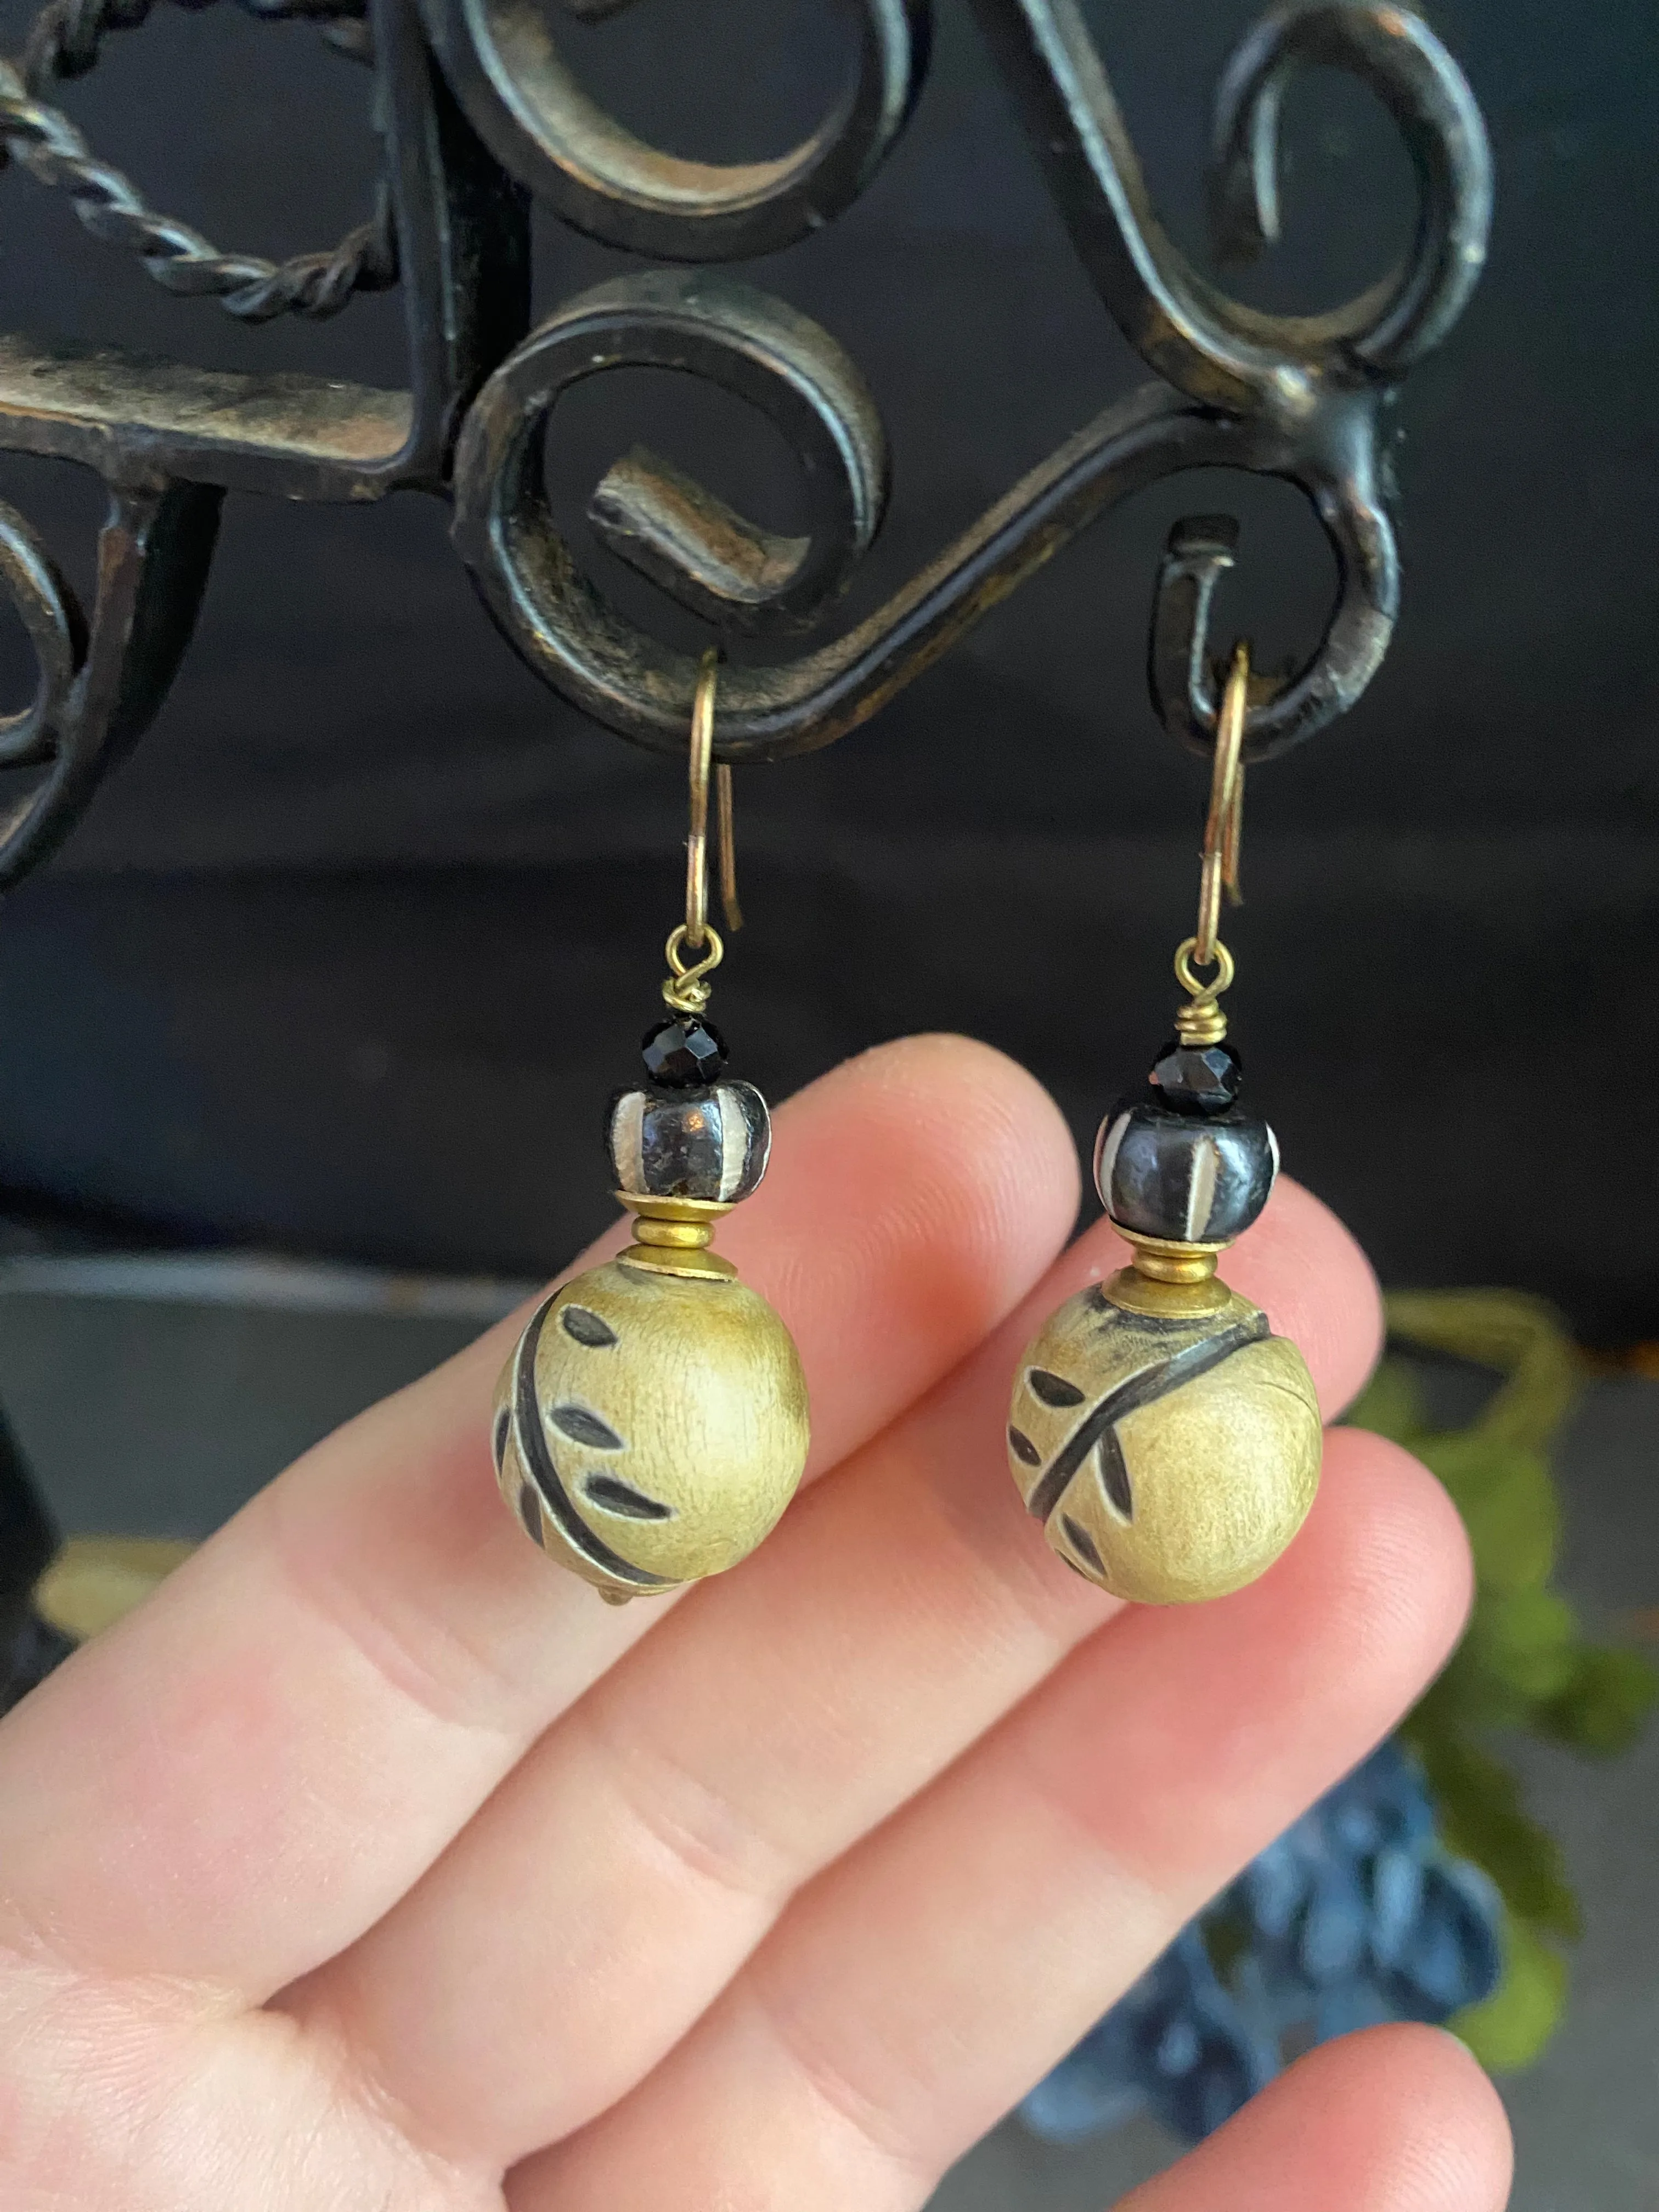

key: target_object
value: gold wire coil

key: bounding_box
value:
[1173,935,1235,1045]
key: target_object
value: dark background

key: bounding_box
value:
[0,0,1652,1335]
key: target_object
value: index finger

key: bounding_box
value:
[0,1034,1081,2006]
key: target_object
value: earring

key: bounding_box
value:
[493,651,810,1604]
[1008,645,1321,1605]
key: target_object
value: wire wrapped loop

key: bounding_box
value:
[662,922,724,1016]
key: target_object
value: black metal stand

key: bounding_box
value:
[0,0,1492,1668]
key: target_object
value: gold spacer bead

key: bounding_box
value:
[616,1192,738,1280]
[1118,1226,1229,1283]
[632,1216,713,1251]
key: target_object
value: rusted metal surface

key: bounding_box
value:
[0,0,1492,876]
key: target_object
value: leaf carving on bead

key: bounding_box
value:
[561,1305,619,1348]
[550,1403,626,1451]
[583,1474,677,1521]
[1096,1431,1136,1522]
[1062,1515,1107,1576]
[1028,1369,1086,1409]
[518,1484,545,1546]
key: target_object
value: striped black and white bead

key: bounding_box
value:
[607,1079,771,1205]
[1007,1281,1321,1604]
[1094,1097,1278,1245]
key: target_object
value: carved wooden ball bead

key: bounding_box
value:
[493,1262,810,1601]
[1007,1282,1321,1604]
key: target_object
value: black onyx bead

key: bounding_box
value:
[1094,1097,1278,1245]
[641,1014,728,1089]
[1149,1037,1242,1114]
[608,1079,771,1204]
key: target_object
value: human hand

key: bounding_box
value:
[0,1036,1510,2210]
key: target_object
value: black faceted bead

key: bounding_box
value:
[1094,1097,1278,1245]
[608,1079,772,1203]
[1149,1037,1242,1114]
[641,1014,728,1089]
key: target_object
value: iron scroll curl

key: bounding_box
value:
[0,498,85,773]
[0,483,221,881]
[416,0,932,261]
[445,0,1493,768]
[974,0,1492,412]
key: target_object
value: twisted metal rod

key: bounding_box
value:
[0,0,396,321]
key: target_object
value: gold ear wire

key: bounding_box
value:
[684,646,716,955]
[715,759,742,935]
[1195,640,1248,966]
[665,648,742,1012]
[1175,640,1249,1046]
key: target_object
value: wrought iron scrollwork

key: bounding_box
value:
[0,0,1491,878]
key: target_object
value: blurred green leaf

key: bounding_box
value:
[1342,1290,1654,2075]
[1345,1358,1429,1448]
[1383,1291,1583,1452]
[1466,1588,1581,1702]
[1538,1645,1659,1756]
[1418,1437,1559,1592]
[1403,1727,1581,1939]
[1418,1637,1536,1736]
[1200,1906,1252,1984]
[1452,1916,1569,2072]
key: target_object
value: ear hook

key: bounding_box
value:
[665,648,742,1015]
[683,645,715,953]
[1172,640,1249,1048]
[1194,639,1248,967]
[716,757,742,934]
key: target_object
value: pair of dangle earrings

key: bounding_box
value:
[494,645,1318,1609]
